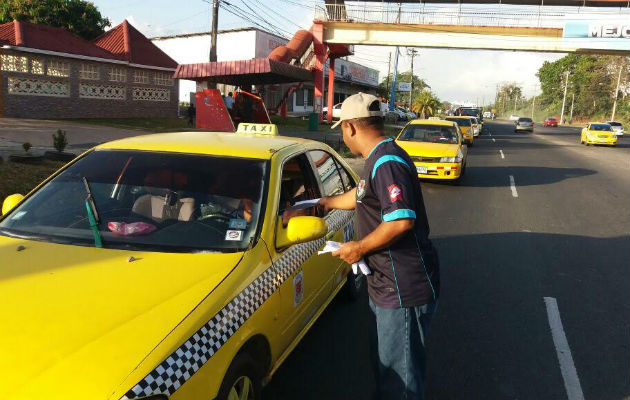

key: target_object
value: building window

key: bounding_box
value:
[154,72,173,86]
[48,60,70,77]
[109,67,126,82]
[132,87,170,102]
[8,77,70,97]
[296,89,305,106]
[134,70,150,84]
[306,88,314,107]
[80,84,126,100]
[1,54,29,73]
[80,63,100,80]
[31,58,44,75]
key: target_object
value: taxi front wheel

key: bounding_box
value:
[217,353,262,400]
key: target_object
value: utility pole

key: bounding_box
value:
[513,95,517,114]
[531,95,536,119]
[407,48,418,109]
[389,47,399,112]
[611,61,623,121]
[560,70,570,124]
[569,93,575,123]
[208,0,219,89]
[386,52,392,94]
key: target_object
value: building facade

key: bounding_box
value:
[0,20,178,119]
[151,27,379,116]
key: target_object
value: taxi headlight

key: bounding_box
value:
[440,150,463,163]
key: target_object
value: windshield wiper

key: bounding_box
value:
[82,177,103,248]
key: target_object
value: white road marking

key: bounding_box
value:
[509,175,518,197]
[499,149,505,159]
[544,297,585,400]
[492,138,496,142]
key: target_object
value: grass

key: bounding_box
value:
[58,117,192,133]
[0,160,66,202]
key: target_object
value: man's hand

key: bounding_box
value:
[332,240,365,264]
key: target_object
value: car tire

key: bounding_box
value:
[344,271,365,301]
[217,353,262,400]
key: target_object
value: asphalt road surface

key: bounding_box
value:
[263,120,630,400]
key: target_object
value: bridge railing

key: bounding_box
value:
[315,3,629,29]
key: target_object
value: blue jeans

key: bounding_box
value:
[369,298,438,400]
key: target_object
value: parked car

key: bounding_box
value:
[581,122,617,146]
[322,103,342,120]
[396,119,467,182]
[605,121,624,136]
[509,114,520,121]
[483,111,492,119]
[515,117,534,132]
[543,117,558,127]
[0,124,362,400]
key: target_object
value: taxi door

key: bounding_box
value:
[271,152,334,354]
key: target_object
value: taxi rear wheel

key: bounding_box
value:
[218,354,262,400]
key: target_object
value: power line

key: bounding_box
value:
[220,0,291,38]
[220,2,289,39]
[248,0,306,30]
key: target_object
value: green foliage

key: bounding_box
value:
[536,54,629,121]
[52,129,68,153]
[22,142,31,153]
[378,71,429,102]
[0,0,111,40]
[412,90,441,118]
[494,83,524,116]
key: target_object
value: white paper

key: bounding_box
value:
[318,241,371,275]
[289,198,321,210]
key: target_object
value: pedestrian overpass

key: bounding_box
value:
[309,0,629,121]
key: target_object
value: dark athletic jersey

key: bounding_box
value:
[356,138,440,308]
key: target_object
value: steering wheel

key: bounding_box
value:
[197,211,233,223]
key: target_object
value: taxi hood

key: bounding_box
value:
[0,236,243,400]
[396,141,460,158]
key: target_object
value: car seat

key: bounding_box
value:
[132,169,195,222]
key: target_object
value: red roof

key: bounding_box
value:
[0,20,177,70]
[93,20,177,69]
[174,59,313,85]
[0,20,116,59]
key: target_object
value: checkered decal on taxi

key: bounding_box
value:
[122,210,354,399]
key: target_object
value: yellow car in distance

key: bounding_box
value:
[396,119,467,181]
[445,116,475,146]
[580,122,618,146]
[0,124,361,400]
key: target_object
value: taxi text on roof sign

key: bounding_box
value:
[236,123,278,136]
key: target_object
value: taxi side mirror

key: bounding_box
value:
[2,194,24,216]
[276,216,328,248]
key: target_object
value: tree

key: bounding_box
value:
[412,89,441,118]
[0,0,111,40]
[494,83,524,116]
[377,71,429,102]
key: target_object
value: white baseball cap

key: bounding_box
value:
[331,92,382,129]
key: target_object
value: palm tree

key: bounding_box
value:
[412,90,440,118]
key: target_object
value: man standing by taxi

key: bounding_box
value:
[319,93,440,400]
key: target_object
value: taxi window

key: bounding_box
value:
[278,154,321,216]
[446,118,471,127]
[334,158,355,191]
[308,150,345,197]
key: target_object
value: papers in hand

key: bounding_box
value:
[288,198,321,210]
[318,241,371,275]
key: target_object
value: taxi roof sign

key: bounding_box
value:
[236,123,278,136]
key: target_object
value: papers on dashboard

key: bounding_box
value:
[318,241,371,275]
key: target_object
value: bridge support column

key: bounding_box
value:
[327,57,336,123]
[313,23,326,123]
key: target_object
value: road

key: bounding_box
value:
[263,120,630,400]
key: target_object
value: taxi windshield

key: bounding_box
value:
[0,150,267,252]
[399,124,459,144]
[590,124,612,131]
[445,118,471,127]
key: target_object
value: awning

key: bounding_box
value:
[174,58,313,85]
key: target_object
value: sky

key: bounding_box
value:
[93,0,569,104]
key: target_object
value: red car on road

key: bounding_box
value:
[543,117,558,127]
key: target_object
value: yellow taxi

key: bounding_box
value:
[395,119,467,181]
[444,116,475,146]
[580,122,618,146]
[0,124,360,400]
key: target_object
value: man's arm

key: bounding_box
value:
[332,219,413,264]
[319,187,357,211]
